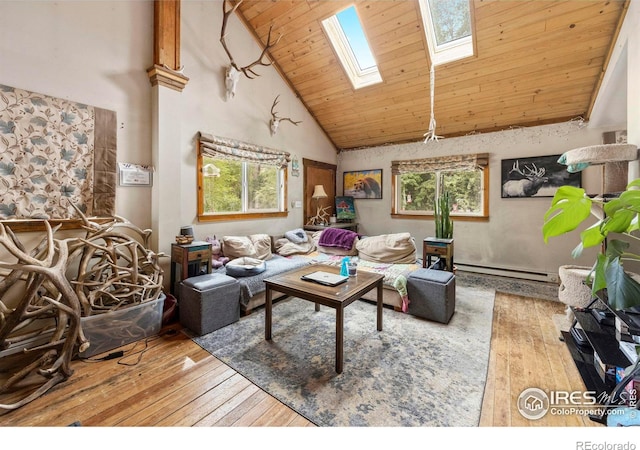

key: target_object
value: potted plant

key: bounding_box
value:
[428,191,455,271]
[542,179,640,311]
[435,191,453,239]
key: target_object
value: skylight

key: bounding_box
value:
[322,6,382,90]
[419,0,474,66]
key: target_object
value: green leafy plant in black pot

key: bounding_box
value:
[542,179,640,311]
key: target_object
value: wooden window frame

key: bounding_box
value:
[197,149,289,222]
[391,166,489,222]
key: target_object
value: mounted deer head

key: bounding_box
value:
[270,95,301,135]
[220,0,282,100]
[225,66,241,101]
[502,161,549,197]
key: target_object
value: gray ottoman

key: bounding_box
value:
[178,273,240,335]
[406,269,456,324]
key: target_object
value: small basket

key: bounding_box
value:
[175,235,194,245]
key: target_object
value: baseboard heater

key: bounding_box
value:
[454,262,559,284]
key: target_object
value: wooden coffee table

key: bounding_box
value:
[264,264,384,374]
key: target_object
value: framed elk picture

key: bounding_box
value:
[501,155,581,198]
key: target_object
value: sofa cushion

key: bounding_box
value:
[274,234,316,256]
[222,234,272,260]
[225,257,267,277]
[356,232,417,264]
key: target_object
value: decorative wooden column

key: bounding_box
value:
[147,0,189,92]
[147,0,188,291]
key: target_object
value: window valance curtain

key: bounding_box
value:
[391,153,489,175]
[198,132,290,169]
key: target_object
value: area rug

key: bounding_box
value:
[190,285,495,427]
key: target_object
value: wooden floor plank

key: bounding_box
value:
[535,298,584,426]
[208,389,273,427]
[194,383,262,427]
[155,373,251,426]
[522,295,567,426]
[485,292,511,425]
[229,395,282,426]
[527,297,564,426]
[118,363,237,426]
[511,295,534,427]
[288,414,315,427]
[250,401,299,426]
[82,350,227,426]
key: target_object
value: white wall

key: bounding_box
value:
[0,0,154,229]
[177,1,337,240]
[337,121,623,280]
[627,0,640,177]
[620,0,640,275]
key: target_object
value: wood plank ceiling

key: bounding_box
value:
[233,0,629,151]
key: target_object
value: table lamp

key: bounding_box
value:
[307,184,330,225]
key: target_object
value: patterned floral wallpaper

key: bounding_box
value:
[0,84,96,220]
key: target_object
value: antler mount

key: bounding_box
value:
[270,95,302,135]
[220,0,282,100]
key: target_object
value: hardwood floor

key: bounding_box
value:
[0,291,602,427]
[480,292,600,427]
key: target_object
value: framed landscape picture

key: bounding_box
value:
[501,155,581,198]
[335,196,356,221]
[343,169,383,199]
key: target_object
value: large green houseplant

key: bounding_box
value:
[542,179,640,311]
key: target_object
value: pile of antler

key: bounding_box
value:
[0,206,163,411]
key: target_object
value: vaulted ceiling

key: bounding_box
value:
[232,0,629,151]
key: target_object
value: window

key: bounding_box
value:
[322,5,382,89]
[197,133,288,221]
[418,0,474,66]
[392,153,488,219]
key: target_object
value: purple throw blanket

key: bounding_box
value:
[319,228,358,250]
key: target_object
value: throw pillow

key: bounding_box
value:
[356,232,417,264]
[274,236,316,256]
[221,234,273,260]
[221,236,255,260]
[284,228,308,244]
[250,234,273,260]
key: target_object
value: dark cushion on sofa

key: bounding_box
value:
[215,254,310,309]
[225,257,267,277]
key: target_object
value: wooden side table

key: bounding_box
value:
[422,237,454,271]
[170,241,212,295]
